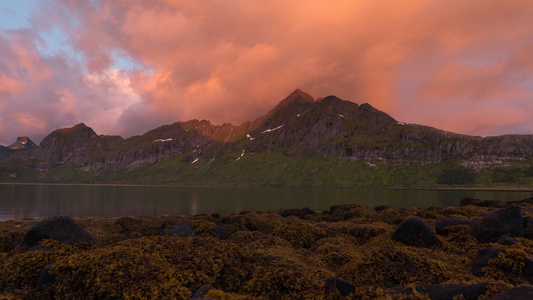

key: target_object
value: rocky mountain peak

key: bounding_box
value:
[56,123,92,135]
[269,89,315,113]
[8,136,38,150]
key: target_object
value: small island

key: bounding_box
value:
[1,198,533,299]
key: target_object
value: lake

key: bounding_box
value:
[0,184,531,221]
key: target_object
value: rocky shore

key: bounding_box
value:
[1,198,533,299]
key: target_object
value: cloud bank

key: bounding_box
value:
[1,0,533,145]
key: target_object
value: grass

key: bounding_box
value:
[3,151,533,189]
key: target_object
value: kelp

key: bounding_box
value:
[1,203,533,299]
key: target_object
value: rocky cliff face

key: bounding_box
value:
[3,89,533,175]
[0,146,12,161]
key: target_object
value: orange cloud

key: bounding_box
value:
[1,0,533,145]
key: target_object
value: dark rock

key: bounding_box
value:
[523,255,533,277]
[523,216,533,239]
[12,216,97,254]
[460,198,508,208]
[487,284,533,299]
[27,244,54,252]
[324,277,356,297]
[469,205,523,243]
[471,247,506,276]
[214,225,228,240]
[37,263,56,290]
[0,145,14,161]
[392,217,436,247]
[496,235,517,245]
[387,283,489,300]
[170,220,199,238]
[191,285,215,300]
[435,218,476,235]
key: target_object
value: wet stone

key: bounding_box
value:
[471,247,506,277]
[469,206,523,243]
[392,217,436,247]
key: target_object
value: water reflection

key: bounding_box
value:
[0,184,531,221]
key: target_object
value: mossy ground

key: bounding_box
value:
[0,203,532,299]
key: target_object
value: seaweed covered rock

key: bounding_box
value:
[496,235,517,245]
[170,220,227,239]
[273,223,326,248]
[471,247,506,276]
[12,216,97,254]
[435,218,476,235]
[220,211,285,234]
[387,283,490,300]
[392,217,436,247]
[244,266,323,299]
[523,255,533,277]
[44,237,249,299]
[488,284,533,299]
[460,198,508,208]
[113,217,143,234]
[191,285,215,300]
[37,263,55,290]
[324,277,355,297]
[523,216,533,239]
[338,247,448,289]
[278,207,316,219]
[170,220,198,237]
[329,204,377,221]
[469,206,523,243]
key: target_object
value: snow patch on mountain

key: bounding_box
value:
[261,125,284,134]
[154,138,173,143]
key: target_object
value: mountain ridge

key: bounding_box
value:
[2,89,533,187]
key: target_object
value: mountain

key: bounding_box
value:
[8,136,38,150]
[2,89,533,187]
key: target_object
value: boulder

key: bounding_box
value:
[496,235,517,245]
[324,277,356,297]
[12,216,97,254]
[387,283,489,300]
[488,284,533,299]
[392,217,436,247]
[170,220,199,238]
[523,216,533,239]
[471,247,506,276]
[435,218,475,235]
[191,285,215,300]
[37,263,56,290]
[469,206,523,243]
[523,255,533,278]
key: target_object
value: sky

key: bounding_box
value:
[1,0,533,146]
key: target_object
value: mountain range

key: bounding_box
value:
[2,89,533,187]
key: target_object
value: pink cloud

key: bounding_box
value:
[1,0,533,146]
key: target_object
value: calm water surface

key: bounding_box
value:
[1,184,531,221]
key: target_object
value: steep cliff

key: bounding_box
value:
[2,89,533,186]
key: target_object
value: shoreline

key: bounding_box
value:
[1,181,533,192]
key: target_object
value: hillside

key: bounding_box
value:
[2,89,533,188]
